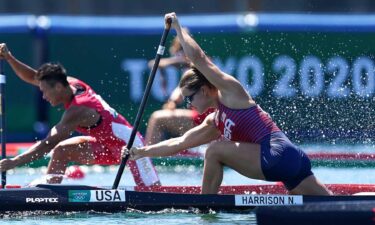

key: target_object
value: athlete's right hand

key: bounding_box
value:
[0,43,11,60]
[0,158,17,172]
[165,12,180,29]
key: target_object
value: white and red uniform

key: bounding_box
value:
[64,78,160,186]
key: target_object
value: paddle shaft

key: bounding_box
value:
[0,60,6,188]
[112,20,171,189]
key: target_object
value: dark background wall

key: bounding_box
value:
[1,1,375,143]
[2,13,375,144]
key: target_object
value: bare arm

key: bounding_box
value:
[0,43,39,86]
[149,53,190,97]
[131,113,220,158]
[11,123,72,166]
[149,55,189,69]
[0,106,95,171]
[165,13,249,105]
[161,55,189,68]
[162,87,183,110]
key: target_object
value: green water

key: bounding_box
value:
[1,209,257,225]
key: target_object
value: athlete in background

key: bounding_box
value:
[0,43,160,186]
[145,29,215,145]
[126,13,331,195]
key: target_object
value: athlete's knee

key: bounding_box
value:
[151,110,169,120]
[51,143,68,160]
[290,175,332,196]
[204,142,224,161]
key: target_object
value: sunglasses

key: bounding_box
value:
[184,88,200,106]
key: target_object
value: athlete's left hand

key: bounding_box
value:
[121,146,143,161]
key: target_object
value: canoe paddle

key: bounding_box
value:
[112,18,172,189]
[0,59,6,188]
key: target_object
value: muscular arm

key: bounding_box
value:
[155,55,189,69]
[149,54,189,97]
[0,43,38,86]
[12,123,73,166]
[0,106,97,171]
[166,14,252,108]
[136,113,220,158]
[162,87,184,110]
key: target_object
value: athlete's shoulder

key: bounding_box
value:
[204,112,217,126]
[67,76,79,83]
[63,105,95,121]
[67,76,92,87]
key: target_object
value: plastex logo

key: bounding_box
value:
[69,190,91,202]
[26,197,59,203]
